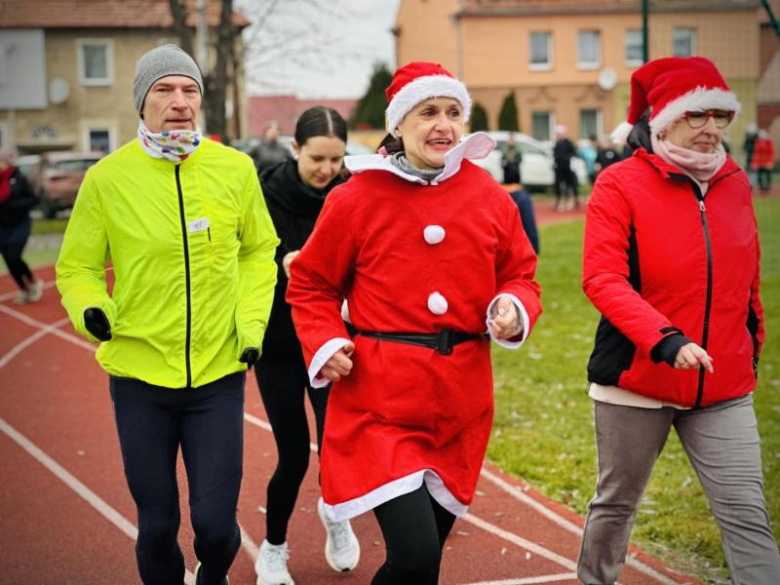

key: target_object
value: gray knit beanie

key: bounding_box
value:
[133,44,204,112]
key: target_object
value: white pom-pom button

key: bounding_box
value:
[427,292,449,315]
[423,225,446,245]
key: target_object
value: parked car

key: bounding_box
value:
[21,151,104,218]
[470,131,588,190]
[15,154,42,180]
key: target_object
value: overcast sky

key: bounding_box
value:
[238,0,402,99]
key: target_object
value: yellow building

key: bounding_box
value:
[394,0,763,154]
[0,0,248,154]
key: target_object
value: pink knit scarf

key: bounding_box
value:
[651,133,726,184]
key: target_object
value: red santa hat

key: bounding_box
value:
[612,56,740,143]
[385,62,472,133]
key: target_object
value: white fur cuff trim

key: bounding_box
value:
[322,469,469,523]
[486,293,530,349]
[386,75,472,132]
[649,87,741,136]
[308,337,353,388]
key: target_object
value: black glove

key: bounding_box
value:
[84,308,112,341]
[239,347,259,368]
[650,333,692,367]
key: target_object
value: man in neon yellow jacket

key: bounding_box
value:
[56,45,278,585]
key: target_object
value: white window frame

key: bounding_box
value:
[625,29,644,67]
[0,122,8,149]
[577,30,601,70]
[77,38,114,86]
[672,27,697,57]
[529,32,553,71]
[82,124,117,153]
[579,109,603,140]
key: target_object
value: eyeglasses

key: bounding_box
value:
[684,110,734,129]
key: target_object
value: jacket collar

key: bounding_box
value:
[634,147,741,183]
[344,132,496,185]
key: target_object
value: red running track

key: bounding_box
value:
[0,265,700,584]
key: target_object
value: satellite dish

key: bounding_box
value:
[49,77,70,104]
[597,68,617,91]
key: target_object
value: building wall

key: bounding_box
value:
[2,28,247,153]
[459,8,759,149]
[395,0,461,73]
[646,11,758,77]
[461,13,642,88]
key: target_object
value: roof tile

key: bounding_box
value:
[0,0,249,29]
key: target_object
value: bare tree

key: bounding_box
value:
[168,1,384,138]
[236,0,378,96]
[168,0,236,142]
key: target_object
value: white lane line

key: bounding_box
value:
[0,416,198,584]
[239,522,260,564]
[243,412,580,572]
[244,411,317,451]
[0,279,58,303]
[479,468,583,535]
[0,301,679,584]
[0,416,138,539]
[0,316,71,369]
[0,304,96,353]
[461,572,578,585]
[463,513,577,571]
[479,468,679,585]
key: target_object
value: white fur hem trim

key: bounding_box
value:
[308,337,353,388]
[486,293,530,349]
[649,87,741,136]
[386,75,472,132]
[322,469,469,523]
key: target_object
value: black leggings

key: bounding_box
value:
[758,168,772,190]
[254,355,329,544]
[110,372,245,585]
[372,484,457,584]
[1,240,34,290]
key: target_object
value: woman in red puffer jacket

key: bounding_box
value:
[578,57,779,585]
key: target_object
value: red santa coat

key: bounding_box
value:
[286,135,542,522]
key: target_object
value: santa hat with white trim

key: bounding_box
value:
[385,62,472,133]
[612,56,740,143]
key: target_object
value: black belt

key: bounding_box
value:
[347,324,487,356]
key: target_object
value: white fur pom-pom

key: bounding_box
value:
[611,121,634,145]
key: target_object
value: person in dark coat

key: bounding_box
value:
[0,150,43,304]
[552,125,579,211]
[501,136,523,185]
[251,121,293,173]
[253,106,360,585]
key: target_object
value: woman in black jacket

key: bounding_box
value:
[253,107,360,585]
[0,151,43,304]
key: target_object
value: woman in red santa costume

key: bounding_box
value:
[286,61,542,583]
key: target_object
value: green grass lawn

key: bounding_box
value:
[489,196,779,584]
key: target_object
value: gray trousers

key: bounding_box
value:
[577,394,780,584]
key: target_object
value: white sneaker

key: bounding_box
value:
[255,540,294,585]
[317,497,360,572]
[12,290,28,305]
[26,279,44,303]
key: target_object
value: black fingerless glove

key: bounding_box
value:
[239,347,259,368]
[84,307,112,341]
[650,333,692,367]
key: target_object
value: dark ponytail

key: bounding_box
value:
[377,132,404,155]
[294,106,347,146]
